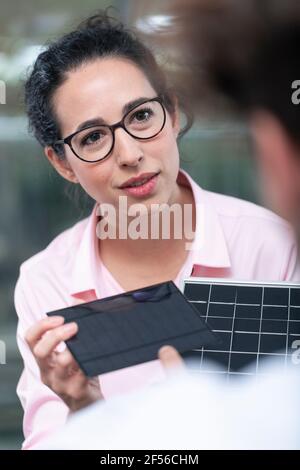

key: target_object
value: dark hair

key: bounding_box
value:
[174,0,300,145]
[25,11,193,158]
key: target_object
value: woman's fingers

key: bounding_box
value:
[32,322,78,361]
[25,318,103,411]
[25,317,78,368]
[158,345,185,375]
[25,316,65,350]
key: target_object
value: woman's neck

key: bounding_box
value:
[98,183,196,267]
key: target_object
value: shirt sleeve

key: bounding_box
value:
[14,275,69,450]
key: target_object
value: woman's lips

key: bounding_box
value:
[119,173,159,198]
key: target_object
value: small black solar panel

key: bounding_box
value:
[47,281,220,376]
[183,278,300,378]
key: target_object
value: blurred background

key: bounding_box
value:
[0,0,259,449]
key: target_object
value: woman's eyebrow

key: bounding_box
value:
[75,96,154,132]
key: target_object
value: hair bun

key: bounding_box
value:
[77,9,123,32]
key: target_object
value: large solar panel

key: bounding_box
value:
[183,278,300,379]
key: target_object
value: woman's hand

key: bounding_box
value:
[25,316,103,412]
[26,316,185,413]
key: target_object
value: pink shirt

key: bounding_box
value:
[15,169,300,449]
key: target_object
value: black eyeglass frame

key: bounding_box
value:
[54,96,167,163]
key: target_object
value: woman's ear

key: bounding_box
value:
[250,110,300,221]
[44,146,78,183]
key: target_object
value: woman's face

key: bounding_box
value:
[48,57,181,209]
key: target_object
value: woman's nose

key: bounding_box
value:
[114,127,144,167]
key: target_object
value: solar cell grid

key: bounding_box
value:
[183,278,300,378]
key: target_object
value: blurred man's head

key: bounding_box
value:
[173,0,300,232]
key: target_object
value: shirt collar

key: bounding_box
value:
[178,169,231,269]
[70,169,231,300]
[70,203,100,301]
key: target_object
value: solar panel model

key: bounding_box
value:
[183,278,300,379]
[47,280,221,376]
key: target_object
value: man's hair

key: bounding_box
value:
[174,0,300,145]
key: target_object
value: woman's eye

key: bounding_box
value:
[132,108,153,123]
[82,131,102,146]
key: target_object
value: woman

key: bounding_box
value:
[15,12,299,449]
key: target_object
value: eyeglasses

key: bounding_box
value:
[54,97,166,163]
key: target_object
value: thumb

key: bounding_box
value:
[158,345,185,376]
